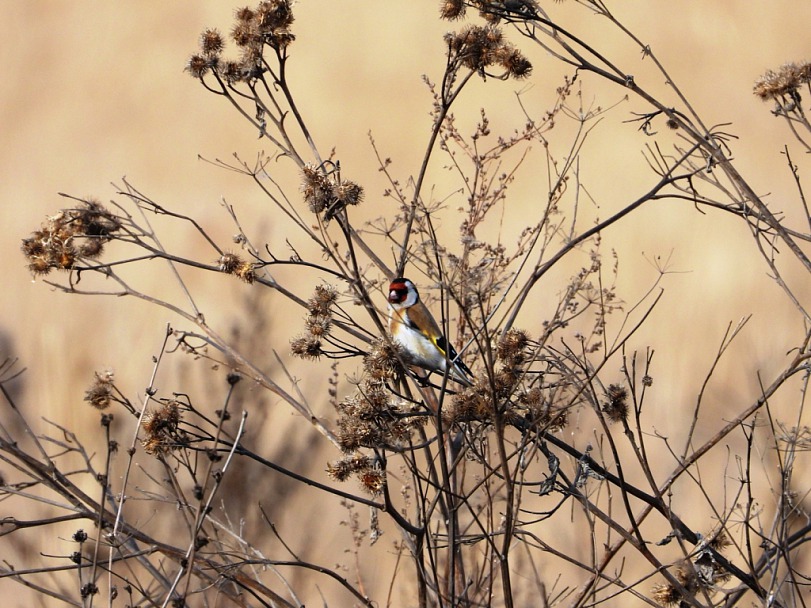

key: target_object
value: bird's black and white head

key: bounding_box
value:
[387,277,419,309]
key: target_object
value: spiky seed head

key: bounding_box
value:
[142,401,180,435]
[301,164,335,213]
[520,388,568,431]
[217,252,255,283]
[231,20,258,47]
[358,467,386,495]
[218,252,242,274]
[256,0,294,31]
[651,583,681,606]
[327,453,373,482]
[84,370,115,410]
[335,181,364,206]
[78,237,104,258]
[308,284,338,316]
[602,383,629,422]
[186,54,211,78]
[200,28,225,56]
[141,401,184,455]
[446,385,492,425]
[440,0,465,20]
[306,315,331,337]
[709,529,731,551]
[497,328,530,366]
[753,61,811,101]
[290,335,322,360]
[498,47,533,78]
[234,6,255,22]
[364,339,405,381]
[218,60,247,84]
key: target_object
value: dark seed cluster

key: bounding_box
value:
[218,252,256,283]
[445,25,532,79]
[291,284,339,361]
[142,401,187,456]
[301,164,364,220]
[186,1,296,83]
[21,199,121,276]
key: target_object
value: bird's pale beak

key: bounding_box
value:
[388,290,398,303]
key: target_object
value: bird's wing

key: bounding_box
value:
[406,302,473,377]
[434,334,473,377]
[404,302,442,339]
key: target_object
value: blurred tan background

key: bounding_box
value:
[3,1,811,605]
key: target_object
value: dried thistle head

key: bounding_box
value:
[217,252,255,283]
[364,338,405,381]
[336,415,377,452]
[71,199,122,237]
[753,61,811,101]
[193,0,296,82]
[650,582,681,607]
[602,383,629,422]
[493,366,522,400]
[497,328,530,367]
[445,383,492,425]
[238,44,264,77]
[357,467,386,495]
[300,164,365,219]
[235,6,255,21]
[200,28,225,57]
[143,401,180,435]
[335,180,364,207]
[708,529,731,552]
[218,59,248,84]
[254,0,295,49]
[232,18,259,48]
[335,378,423,451]
[292,284,339,360]
[326,451,387,494]
[218,252,241,274]
[445,24,500,71]
[186,54,212,78]
[651,563,701,607]
[439,0,466,20]
[308,284,338,317]
[142,401,185,456]
[306,315,331,337]
[327,453,373,482]
[651,525,733,603]
[256,0,294,32]
[495,46,533,79]
[290,335,322,360]
[301,164,334,214]
[21,199,121,276]
[520,387,568,431]
[445,24,531,79]
[84,370,115,410]
[78,237,104,258]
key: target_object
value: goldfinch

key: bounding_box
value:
[387,277,473,387]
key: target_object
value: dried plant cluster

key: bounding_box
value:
[754,60,811,152]
[21,199,122,275]
[4,1,811,607]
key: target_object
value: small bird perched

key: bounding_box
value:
[387,277,473,387]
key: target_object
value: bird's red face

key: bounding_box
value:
[388,278,415,305]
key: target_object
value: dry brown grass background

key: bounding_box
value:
[3,1,811,605]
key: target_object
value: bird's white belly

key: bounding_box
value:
[394,329,447,372]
